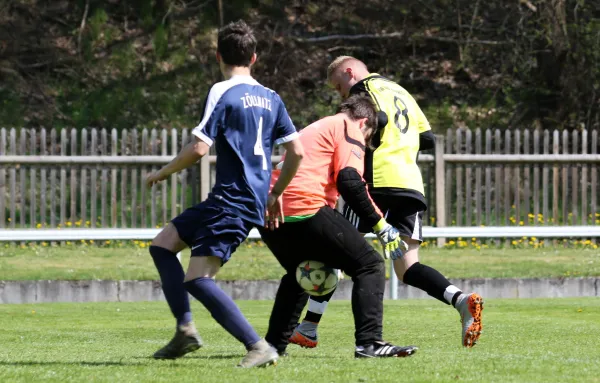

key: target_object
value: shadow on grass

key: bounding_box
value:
[0,361,148,367]
[132,354,240,361]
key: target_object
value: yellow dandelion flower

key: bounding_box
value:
[105,240,111,245]
[511,240,518,246]
[139,242,146,248]
[36,223,42,229]
[89,240,94,244]
[66,241,72,245]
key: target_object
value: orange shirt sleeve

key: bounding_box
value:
[332,118,383,219]
[332,120,366,182]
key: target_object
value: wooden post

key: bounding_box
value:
[141,129,148,227]
[170,128,178,220]
[180,129,188,211]
[161,129,168,226]
[80,129,88,229]
[131,129,138,228]
[435,134,446,247]
[60,129,67,229]
[121,129,128,228]
[19,129,26,229]
[111,129,118,228]
[40,129,47,227]
[30,129,37,229]
[10,128,17,228]
[200,155,210,202]
[591,130,597,244]
[150,129,158,228]
[101,129,108,227]
[0,128,5,229]
[90,129,98,228]
[70,129,78,224]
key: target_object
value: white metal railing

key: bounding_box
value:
[2,226,599,300]
[2,226,600,241]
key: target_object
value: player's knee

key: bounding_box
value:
[402,236,421,248]
[394,239,420,280]
[151,223,185,252]
[149,244,175,260]
[362,250,386,274]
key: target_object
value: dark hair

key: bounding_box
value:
[337,95,378,149]
[217,20,257,66]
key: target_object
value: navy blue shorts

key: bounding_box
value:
[171,199,254,264]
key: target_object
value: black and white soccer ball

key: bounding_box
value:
[295,260,339,296]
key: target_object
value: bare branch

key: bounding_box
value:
[294,32,404,43]
[291,32,510,46]
[78,0,90,54]
[421,36,511,46]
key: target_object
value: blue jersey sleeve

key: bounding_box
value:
[192,85,224,146]
[273,97,299,145]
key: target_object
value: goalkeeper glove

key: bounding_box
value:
[373,218,408,260]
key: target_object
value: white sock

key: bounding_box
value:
[443,285,461,305]
[307,298,328,315]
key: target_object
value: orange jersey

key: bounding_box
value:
[271,113,381,218]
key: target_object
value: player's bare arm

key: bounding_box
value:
[146,137,209,188]
[266,138,304,230]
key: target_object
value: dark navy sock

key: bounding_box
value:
[184,277,260,349]
[150,246,192,327]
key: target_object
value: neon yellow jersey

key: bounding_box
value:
[350,74,430,201]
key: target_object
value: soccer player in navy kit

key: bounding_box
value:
[145,20,304,368]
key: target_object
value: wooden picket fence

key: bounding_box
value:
[0,128,202,230]
[438,128,599,228]
[0,127,598,232]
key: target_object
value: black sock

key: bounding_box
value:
[403,262,461,305]
[451,291,462,307]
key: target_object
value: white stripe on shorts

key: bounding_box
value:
[411,212,421,240]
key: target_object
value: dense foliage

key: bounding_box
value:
[1,0,599,131]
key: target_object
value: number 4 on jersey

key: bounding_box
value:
[254,116,267,170]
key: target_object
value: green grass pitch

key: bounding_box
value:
[1,299,599,382]
[1,245,599,280]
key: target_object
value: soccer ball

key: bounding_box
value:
[295,260,339,296]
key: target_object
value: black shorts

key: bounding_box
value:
[257,206,381,276]
[343,195,424,241]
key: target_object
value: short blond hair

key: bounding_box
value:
[327,56,367,81]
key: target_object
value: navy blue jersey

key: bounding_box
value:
[192,75,298,226]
